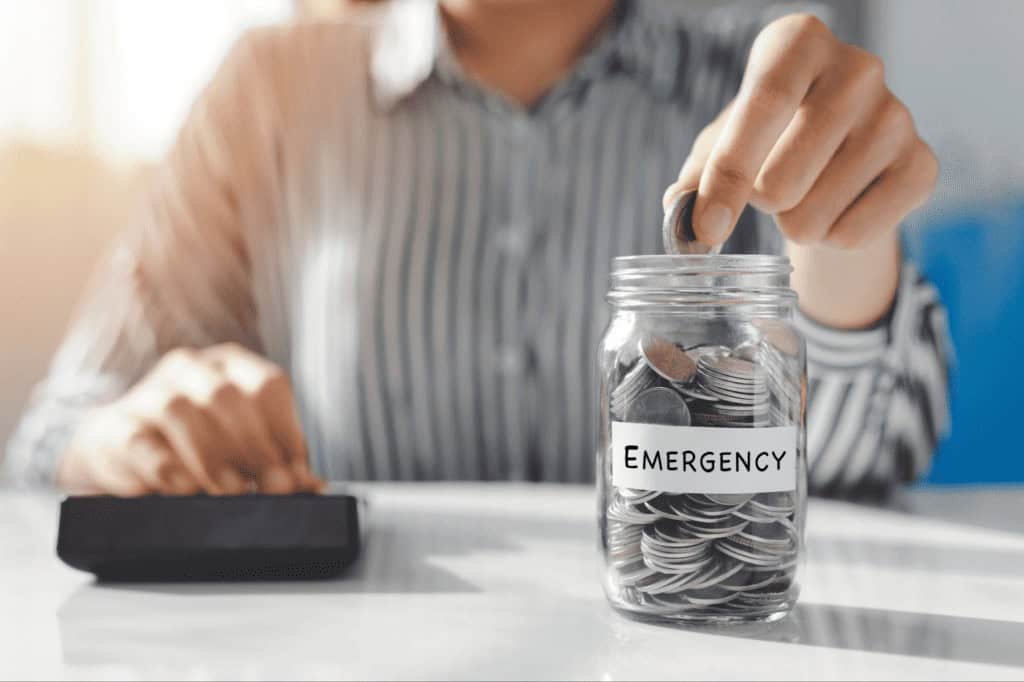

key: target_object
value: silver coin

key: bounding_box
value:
[731,341,760,362]
[643,553,715,577]
[733,586,794,604]
[685,517,749,540]
[640,569,704,595]
[682,495,750,518]
[643,544,712,567]
[716,542,794,569]
[625,387,692,426]
[616,487,662,504]
[682,556,747,591]
[718,568,784,593]
[616,562,660,587]
[610,362,658,415]
[753,318,801,357]
[675,384,719,402]
[748,492,796,515]
[691,411,769,428]
[683,586,741,607]
[699,352,764,381]
[703,493,754,506]
[661,189,721,256]
[733,506,793,525]
[722,533,797,560]
[639,335,697,383]
[696,386,769,405]
[644,523,707,549]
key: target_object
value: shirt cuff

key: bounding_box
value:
[3,376,122,488]
[794,265,906,372]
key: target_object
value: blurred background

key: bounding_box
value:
[1,0,1021,486]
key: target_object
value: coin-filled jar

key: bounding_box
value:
[598,254,807,623]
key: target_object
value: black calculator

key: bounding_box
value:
[56,493,361,582]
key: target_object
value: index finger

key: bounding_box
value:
[207,345,319,490]
[695,14,834,244]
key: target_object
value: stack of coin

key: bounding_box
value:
[689,349,770,427]
[606,489,798,615]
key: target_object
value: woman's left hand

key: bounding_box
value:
[663,13,938,250]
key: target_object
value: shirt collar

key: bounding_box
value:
[369,0,687,111]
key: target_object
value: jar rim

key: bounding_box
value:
[608,254,795,310]
[611,254,792,275]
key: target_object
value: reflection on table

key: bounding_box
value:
[3,483,1023,680]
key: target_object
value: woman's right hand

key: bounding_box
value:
[57,343,324,496]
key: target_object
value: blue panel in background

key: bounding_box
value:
[904,198,1024,484]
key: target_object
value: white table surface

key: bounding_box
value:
[3,483,1024,681]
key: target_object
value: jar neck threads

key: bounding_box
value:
[607,255,796,312]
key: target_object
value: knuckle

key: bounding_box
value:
[694,124,718,149]
[152,456,179,484]
[125,424,159,451]
[161,393,197,420]
[761,13,826,44]
[849,47,885,85]
[904,142,939,208]
[877,98,914,138]
[754,169,801,213]
[709,156,754,192]
[209,381,243,409]
[214,341,247,356]
[787,12,829,41]
[200,341,249,364]
[163,347,198,367]
[254,367,290,400]
[916,141,940,187]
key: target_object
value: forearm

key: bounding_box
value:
[787,232,901,329]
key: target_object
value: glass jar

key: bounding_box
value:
[598,254,807,624]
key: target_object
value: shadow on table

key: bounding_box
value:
[59,514,485,598]
[65,502,591,599]
[55,504,594,666]
[712,602,1024,668]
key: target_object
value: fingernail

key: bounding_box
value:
[662,182,685,211]
[700,202,733,243]
[293,463,319,492]
[262,465,294,494]
[216,469,246,495]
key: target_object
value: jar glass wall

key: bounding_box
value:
[598,255,807,624]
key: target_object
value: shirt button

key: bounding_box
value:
[511,117,532,137]
[495,221,530,257]
[497,346,526,374]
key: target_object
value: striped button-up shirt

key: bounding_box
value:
[4,0,951,498]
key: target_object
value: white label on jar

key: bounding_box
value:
[611,421,797,494]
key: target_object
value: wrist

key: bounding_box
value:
[786,232,901,329]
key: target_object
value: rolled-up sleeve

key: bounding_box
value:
[3,31,281,486]
[798,263,953,498]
